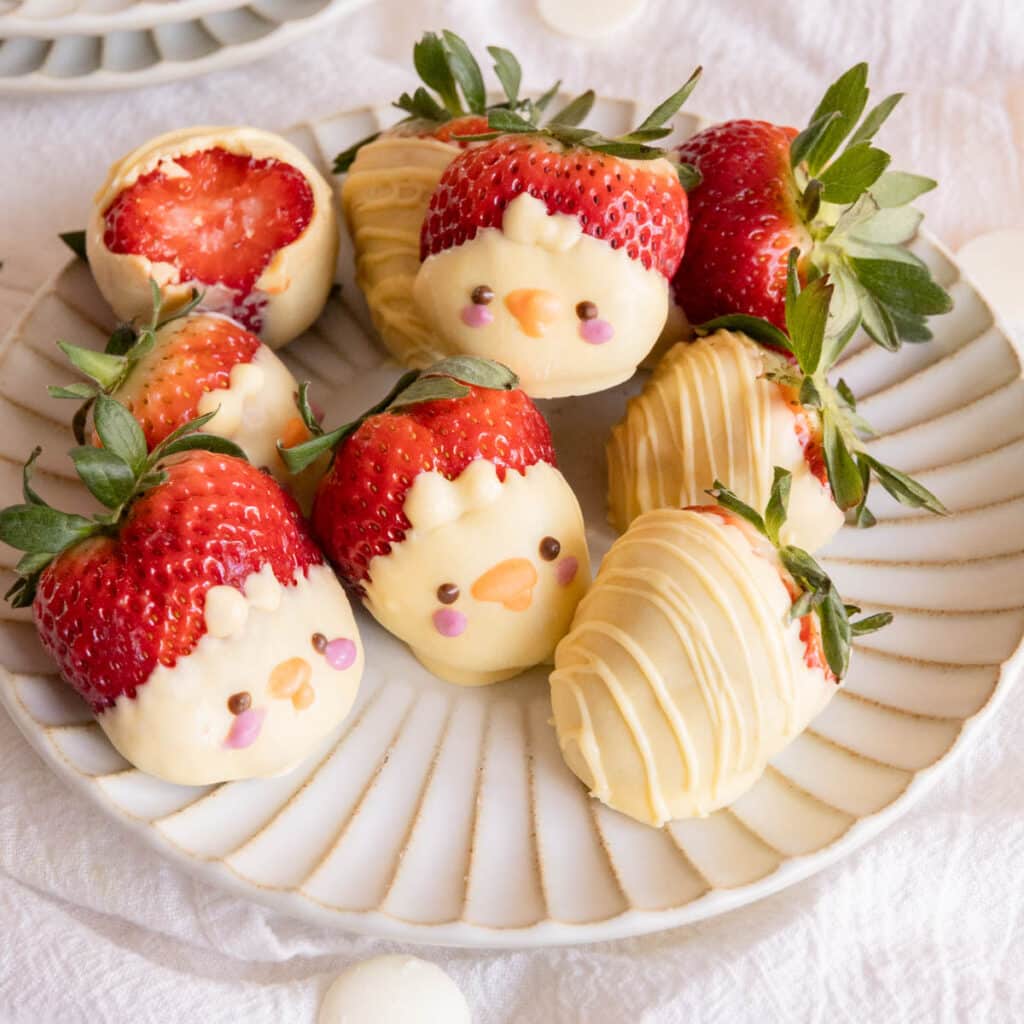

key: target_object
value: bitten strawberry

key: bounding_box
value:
[281,357,591,686]
[610,252,947,552]
[336,31,573,369]
[411,70,701,397]
[673,63,953,349]
[86,126,339,348]
[0,400,363,785]
[50,284,315,500]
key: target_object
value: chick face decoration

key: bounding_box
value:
[363,459,590,685]
[414,191,676,398]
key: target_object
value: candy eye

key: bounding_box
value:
[471,285,495,305]
[227,691,251,715]
[539,536,561,561]
[576,301,598,321]
[437,582,460,604]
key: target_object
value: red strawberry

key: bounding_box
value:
[0,405,325,704]
[104,148,313,329]
[674,121,806,328]
[426,114,491,144]
[420,135,689,278]
[280,359,555,591]
[672,63,952,349]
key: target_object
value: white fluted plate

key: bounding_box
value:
[0,0,374,93]
[0,98,1021,947]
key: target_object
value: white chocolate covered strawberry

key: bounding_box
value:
[411,72,701,398]
[87,126,338,349]
[607,255,946,550]
[282,358,591,686]
[552,472,892,826]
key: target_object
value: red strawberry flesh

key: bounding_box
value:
[104,148,315,326]
[312,383,556,591]
[118,315,261,451]
[33,452,322,712]
[420,136,689,279]
[673,121,809,329]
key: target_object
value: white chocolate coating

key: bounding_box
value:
[86,126,339,349]
[363,460,590,685]
[551,508,835,826]
[318,956,470,1024]
[607,330,843,552]
[99,564,363,785]
[413,193,670,398]
[340,134,460,367]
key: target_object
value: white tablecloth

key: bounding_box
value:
[1,2,1022,1021]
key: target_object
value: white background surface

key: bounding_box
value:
[1,1,1023,1021]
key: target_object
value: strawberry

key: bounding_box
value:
[104,147,313,327]
[281,358,556,591]
[333,31,563,173]
[673,63,953,350]
[420,135,689,278]
[282,356,589,687]
[48,287,317,497]
[418,68,703,278]
[0,402,320,712]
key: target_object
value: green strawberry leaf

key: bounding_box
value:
[850,206,923,245]
[706,480,767,536]
[394,87,448,123]
[534,79,561,115]
[635,66,703,132]
[150,409,219,456]
[56,341,126,391]
[93,394,147,475]
[788,275,832,375]
[442,30,486,114]
[764,467,792,546]
[156,433,248,461]
[863,455,947,514]
[850,257,954,316]
[676,162,702,191]
[817,142,891,204]
[487,45,522,106]
[847,92,904,148]
[69,445,136,509]
[858,289,900,351]
[693,314,793,354]
[420,356,518,391]
[413,32,463,116]
[822,407,864,509]
[889,306,934,343]
[818,587,853,678]
[850,611,894,635]
[59,230,88,263]
[777,545,831,595]
[790,111,841,172]
[0,504,98,555]
[801,62,870,175]
[869,171,937,208]
[48,383,97,401]
[296,381,323,436]
[548,90,596,128]
[22,447,46,507]
[487,107,536,134]
[388,375,471,411]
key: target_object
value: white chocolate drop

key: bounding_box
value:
[957,229,1024,325]
[537,0,649,39]
[319,956,470,1024]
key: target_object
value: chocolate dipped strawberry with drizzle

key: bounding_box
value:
[281,357,590,686]
[87,126,338,349]
[411,69,702,398]
[337,30,573,369]
[0,400,363,785]
[672,63,952,348]
[608,252,947,552]
[50,283,320,507]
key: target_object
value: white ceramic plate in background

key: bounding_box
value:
[0,98,1021,947]
[0,0,374,93]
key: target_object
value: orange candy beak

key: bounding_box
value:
[471,558,538,612]
[504,289,563,338]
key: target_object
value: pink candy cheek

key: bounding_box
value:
[324,637,357,670]
[433,607,467,638]
[556,556,579,587]
[461,304,494,328]
[579,318,614,344]
[223,707,266,749]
